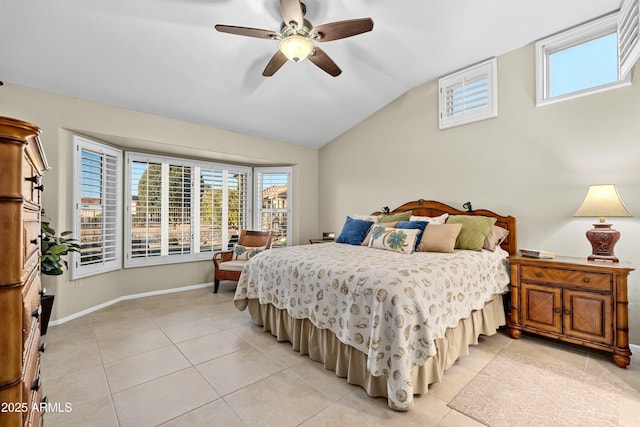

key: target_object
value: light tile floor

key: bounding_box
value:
[40,285,640,426]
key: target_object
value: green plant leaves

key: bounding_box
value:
[40,217,80,276]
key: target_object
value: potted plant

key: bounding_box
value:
[39,213,80,334]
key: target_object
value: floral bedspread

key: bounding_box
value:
[234,243,510,409]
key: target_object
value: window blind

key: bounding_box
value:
[619,0,640,78]
[125,152,251,267]
[439,58,497,129]
[71,137,122,279]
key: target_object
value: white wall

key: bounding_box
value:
[1,83,319,321]
[319,44,640,344]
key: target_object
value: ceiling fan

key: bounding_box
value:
[215,0,374,77]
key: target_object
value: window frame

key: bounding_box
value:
[70,135,123,280]
[438,57,498,130]
[535,12,632,106]
[254,167,292,247]
[124,151,252,268]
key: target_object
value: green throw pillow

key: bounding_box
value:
[378,211,411,223]
[446,215,497,251]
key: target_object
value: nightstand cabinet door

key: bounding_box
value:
[521,282,562,334]
[563,289,613,345]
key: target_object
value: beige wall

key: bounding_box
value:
[319,45,640,344]
[1,84,319,321]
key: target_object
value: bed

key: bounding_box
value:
[234,199,517,410]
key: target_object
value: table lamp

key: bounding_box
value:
[573,184,632,262]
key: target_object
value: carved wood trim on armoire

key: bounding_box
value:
[0,116,50,426]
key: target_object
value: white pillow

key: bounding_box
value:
[410,213,449,224]
[352,213,380,222]
[368,226,420,254]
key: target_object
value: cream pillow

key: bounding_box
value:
[410,213,449,224]
[483,225,509,251]
[232,244,267,260]
[368,226,420,254]
[361,221,398,246]
[416,223,462,253]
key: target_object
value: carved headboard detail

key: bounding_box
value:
[372,199,517,255]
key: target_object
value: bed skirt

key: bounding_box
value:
[244,295,506,411]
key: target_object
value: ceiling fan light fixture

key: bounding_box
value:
[279,35,313,62]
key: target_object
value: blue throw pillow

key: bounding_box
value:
[396,220,429,250]
[336,217,374,245]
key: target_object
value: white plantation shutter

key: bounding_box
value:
[167,164,192,256]
[130,159,163,260]
[619,0,640,78]
[227,170,249,241]
[71,136,122,279]
[198,167,224,252]
[439,58,497,129]
[125,153,251,267]
[255,167,291,247]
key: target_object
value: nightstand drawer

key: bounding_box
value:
[521,265,612,292]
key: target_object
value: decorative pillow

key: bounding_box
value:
[368,226,420,254]
[352,213,380,222]
[336,216,374,245]
[416,223,462,253]
[232,244,267,260]
[410,213,449,224]
[377,211,412,223]
[361,221,398,246]
[446,215,497,251]
[483,225,509,251]
[395,220,429,250]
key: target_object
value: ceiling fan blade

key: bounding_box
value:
[312,18,374,42]
[308,47,342,77]
[262,50,288,77]
[280,0,304,27]
[215,25,279,40]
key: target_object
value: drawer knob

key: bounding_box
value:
[564,310,571,315]
[32,306,42,318]
[31,377,41,391]
[25,175,39,183]
[583,277,590,283]
[35,184,45,192]
[554,308,561,314]
[536,272,543,277]
[39,342,47,353]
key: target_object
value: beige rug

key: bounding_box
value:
[448,347,622,427]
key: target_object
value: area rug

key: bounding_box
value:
[448,347,623,427]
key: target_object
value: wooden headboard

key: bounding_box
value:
[372,199,517,255]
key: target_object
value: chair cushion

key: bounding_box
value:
[218,260,247,272]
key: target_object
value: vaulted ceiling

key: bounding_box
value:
[0,0,621,148]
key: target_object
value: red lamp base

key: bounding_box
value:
[585,223,620,263]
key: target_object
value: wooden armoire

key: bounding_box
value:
[0,116,50,426]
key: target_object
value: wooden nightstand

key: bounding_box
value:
[309,239,334,244]
[508,255,634,368]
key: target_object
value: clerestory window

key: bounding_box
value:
[535,1,640,106]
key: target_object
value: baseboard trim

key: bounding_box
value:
[631,344,639,361]
[48,282,214,327]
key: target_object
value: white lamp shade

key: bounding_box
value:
[573,184,632,218]
[279,36,313,62]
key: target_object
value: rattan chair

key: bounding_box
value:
[212,230,274,293]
